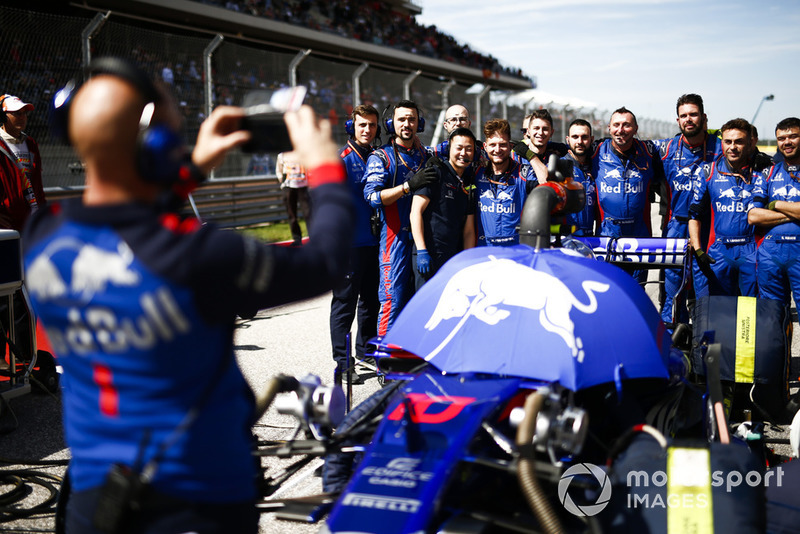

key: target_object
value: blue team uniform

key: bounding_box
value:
[511,141,568,185]
[752,162,800,305]
[562,152,597,236]
[689,157,762,297]
[654,133,721,323]
[592,139,664,284]
[474,159,534,246]
[330,141,379,371]
[22,180,352,513]
[592,139,663,238]
[364,141,429,335]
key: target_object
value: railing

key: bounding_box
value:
[45,176,285,229]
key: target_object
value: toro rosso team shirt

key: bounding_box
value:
[653,133,721,222]
[752,162,800,239]
[689,156,763,243]
[562,152,597,236]
[22,180,352,502]
[592,139,663,230]
[340,140,377,248]
[474,159,534,246]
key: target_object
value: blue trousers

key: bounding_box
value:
[693,240,757,298]
[757,238,800,307]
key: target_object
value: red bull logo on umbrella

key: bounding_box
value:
[424,256,610,362]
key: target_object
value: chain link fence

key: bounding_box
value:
[1,5,675,193]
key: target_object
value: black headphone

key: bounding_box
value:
[51,57,186,186]
[383,102,425,136]
[345,113,382,138]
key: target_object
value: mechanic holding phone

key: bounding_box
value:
[23,57,352,534]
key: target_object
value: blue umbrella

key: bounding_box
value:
[382,245,670,390]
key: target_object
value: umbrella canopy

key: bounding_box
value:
[382,245,670,390]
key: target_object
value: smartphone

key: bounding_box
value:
[241,112,292,153]
[240,86,307,154]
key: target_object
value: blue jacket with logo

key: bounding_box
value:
[340,140,377,248]
[592,139,664,232]
[562,152,598,235]
[22,180,352,502]
[752,162,800,239]
[474,159,534,246]
[653,133,721,222]
[689,156,763,243]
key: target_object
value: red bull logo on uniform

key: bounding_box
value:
[424,256,609,362]
[774,185,800,199]
[599,181,644,195]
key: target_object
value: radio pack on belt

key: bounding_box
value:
[691,296,793,422]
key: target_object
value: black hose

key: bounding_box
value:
[0,470,62,522]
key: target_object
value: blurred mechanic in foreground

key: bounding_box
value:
[23,58,352,534]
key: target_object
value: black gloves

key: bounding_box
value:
[512,141,535,161]
[694,248,716,268]
[407,157,441,192]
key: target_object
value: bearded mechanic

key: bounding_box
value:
[363,100,437,335]
[23,58,352,533]
[651,94,721,325]
[561,118,599,236]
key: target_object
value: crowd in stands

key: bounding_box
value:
[195,0,531,81]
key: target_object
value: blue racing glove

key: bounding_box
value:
[417,249,431,275]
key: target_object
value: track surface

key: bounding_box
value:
[1,273,797,533]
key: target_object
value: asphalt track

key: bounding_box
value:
[1,256,797,533]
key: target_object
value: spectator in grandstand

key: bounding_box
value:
[330,104,381,386]
[592,107,666,283]
[276,150,311,245]
[0,94,45,231]
[689,118,762,297]
[748,117,800,309]
[512,109,568,184]
[410,127,476,288]
[208,0,529,82]
[364,99,436,335]
[562,119,598,236]
[650,94,721,325]
[475,118,536,246]
[23,57,351,534]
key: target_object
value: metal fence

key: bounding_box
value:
[0,5,676,224]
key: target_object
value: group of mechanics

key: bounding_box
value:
[8,57,800,531]
[331,95,800,382]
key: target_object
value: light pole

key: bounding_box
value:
[751,94,775,124]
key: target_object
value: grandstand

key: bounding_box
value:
[0,1,674,223]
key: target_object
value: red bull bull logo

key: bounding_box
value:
[424,256,609,362]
